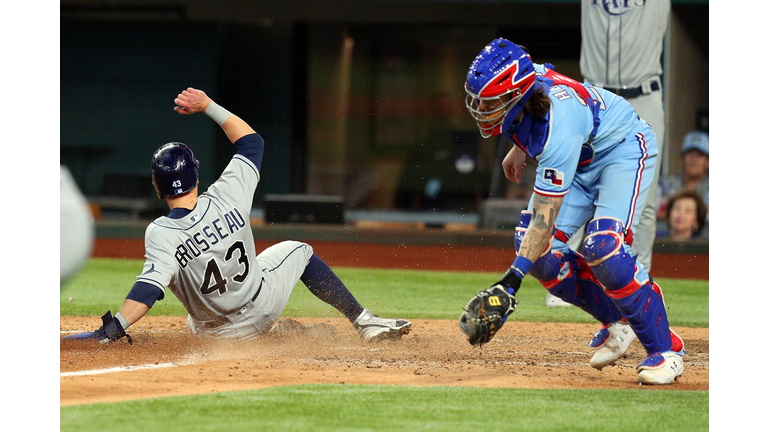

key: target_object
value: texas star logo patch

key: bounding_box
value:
[543,168,564,187]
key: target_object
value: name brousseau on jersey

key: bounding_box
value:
[174,208,247,268]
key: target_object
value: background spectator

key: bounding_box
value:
[657,130,709,236]
[657,189,708,241]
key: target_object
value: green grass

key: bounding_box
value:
[60,258,709,327]
[60,258,709,431]
[60,385,709,432]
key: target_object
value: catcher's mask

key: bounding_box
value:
[465,38,539,138]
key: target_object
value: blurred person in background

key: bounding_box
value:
[657,130,709,237]
[60,165,95,286]
[657,189,707,242]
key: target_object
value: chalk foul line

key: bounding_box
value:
[61,362,179,377]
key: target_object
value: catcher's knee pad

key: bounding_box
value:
[605,280,682,355]
[583,218,638,291]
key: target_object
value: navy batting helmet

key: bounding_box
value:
[151,142,200,198]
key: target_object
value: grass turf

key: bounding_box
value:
[60,258,709,327]
[60,385,709,432]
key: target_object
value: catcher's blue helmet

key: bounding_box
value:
[151,142,200,199]
[465,39,539,138]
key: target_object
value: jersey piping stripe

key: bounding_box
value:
[533,187,569,198]
[233,154,259,178]
[135,277,166,293]
[625,132,648,230]
[618,17,623,85]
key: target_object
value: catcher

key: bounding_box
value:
[459,39,684,385]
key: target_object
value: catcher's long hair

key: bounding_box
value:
[524,87,551,118]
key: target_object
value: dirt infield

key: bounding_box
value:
[60,316,709,406]
[61,237,708,406]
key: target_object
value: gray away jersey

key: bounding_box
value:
[580,0,670,87]
[137,154,261,321]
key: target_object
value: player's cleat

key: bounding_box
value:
[637,350,684,385]
[546,291,572,308]
[353,309,412,343]
[589,321,636,369]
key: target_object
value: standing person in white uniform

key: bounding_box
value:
[552,0,671,308]
[577,0,670,271]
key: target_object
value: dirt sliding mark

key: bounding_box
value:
[60,316,709,406]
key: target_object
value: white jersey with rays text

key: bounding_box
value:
[136,153,262,322]
[579,0,670,88]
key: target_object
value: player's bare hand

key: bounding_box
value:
[502,146,527,183]
[174,88,212,115]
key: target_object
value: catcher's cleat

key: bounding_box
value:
[354,309,412,343]
[589,321,636,369]
[637,350,684,385]
[459,284,518,346]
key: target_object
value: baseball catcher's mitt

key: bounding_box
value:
[459,284,518,346]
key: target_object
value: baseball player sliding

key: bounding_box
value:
[64,88,411,343]
[458,39,684,385]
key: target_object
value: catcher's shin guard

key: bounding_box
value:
[514,212,622,325]
[583,218,682,355]
[604,280,681,355]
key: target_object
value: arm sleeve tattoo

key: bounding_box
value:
[517,193,563,262]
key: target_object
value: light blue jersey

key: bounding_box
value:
[505,64,658,273]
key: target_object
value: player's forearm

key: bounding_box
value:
[497,193,562,292]
[204,101,256,144]
[117,299,151,327]
[517,193,562,262]
[220,115,256,144]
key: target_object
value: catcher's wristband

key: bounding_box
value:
[511,256,533,278]
[205,100,233,126]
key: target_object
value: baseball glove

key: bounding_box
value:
[459,284,518,346]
